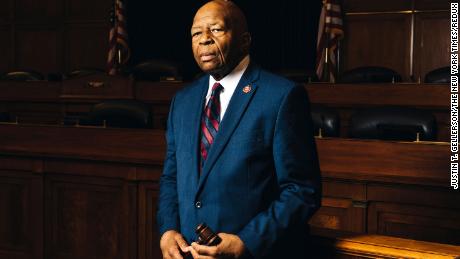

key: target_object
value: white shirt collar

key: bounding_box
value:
[208,55,250,96]
[206,55,250,120]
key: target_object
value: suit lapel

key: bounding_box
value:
[196,63,260,195]
[187,76,208,189]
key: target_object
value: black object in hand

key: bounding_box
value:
[195,223,222,246]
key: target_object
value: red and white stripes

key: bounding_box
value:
[107,0,130,75]
[316,0,344,82]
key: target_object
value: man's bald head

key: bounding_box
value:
[194,0,248,35]
[191,0,251,80]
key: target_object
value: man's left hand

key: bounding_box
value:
[188,233,247,259]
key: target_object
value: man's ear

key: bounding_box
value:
[241,32,251,53]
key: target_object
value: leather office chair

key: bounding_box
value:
[81,100,153,129]
[130,59,181,81]
[424,67,451,83]
[340,66,402,83]
[310,106,340,137]
[67,68,105,79]
[349,107,437,141]
[1,71,45,81]
[277,69,318,83]
[0,112,10,122]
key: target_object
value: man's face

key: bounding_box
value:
[191,4,241,78]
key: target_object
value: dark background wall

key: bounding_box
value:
[127,1,321,79]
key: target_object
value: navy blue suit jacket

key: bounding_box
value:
[157,63,321,258]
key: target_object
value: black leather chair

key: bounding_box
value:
[81,100,153,129]
[424,66,452,83]
[67,68,105,79]
[310,107,340,137]
[130,59,181,81]
[0,112,10,122]
[340,66,402,83]
[277,69,318,83]
[1,71,45,81]
[349,107,437,141]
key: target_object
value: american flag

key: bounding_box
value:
[107,0,130,75]
[315,0,344,82]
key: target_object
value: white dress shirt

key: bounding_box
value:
[206,55,250,121]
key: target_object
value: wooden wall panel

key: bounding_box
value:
[0,0,11,23]
[0,27,11,73]
[414,12,450,81]
[0,171,43,259]
[65,24,109,73]
[65,0,112,21]
[15,27,61,73]
[415,0,451,11]
[342,14,412,81]
[138,182,162,259]
[344,0,411,13]
[0,0,110,74]
[368,202,460,245]
[310,198,366,234]
[45,175,136,259]
[15,0,61,21]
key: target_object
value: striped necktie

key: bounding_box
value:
[200,82,223,168]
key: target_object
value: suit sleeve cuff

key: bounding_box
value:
[158,221,180,238]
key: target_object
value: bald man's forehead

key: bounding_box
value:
[194,2,230,22]
[192,6,231,31]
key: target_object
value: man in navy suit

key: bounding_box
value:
[157,1,321,258]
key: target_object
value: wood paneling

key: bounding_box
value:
[415,0,451,11]
[138,182,162,259]
[61,74,133,99]
[65,0,112,21]
[0,0,110,74]
[0,26,11,72]
[342,14,412,81]
[0,170,43,259]
[0,82,60,101]
[15,0,61,21]
[0,0,11,23]
[307,84,449,108]
[342,0,451,81]
[0,124,456,258]
[310,197,366,233]
[368,202,460,245]
[15,27,61,73]
[414,12,450,81]
[65,24,109,72]
[344,0,412,13]
[45,175,136,259]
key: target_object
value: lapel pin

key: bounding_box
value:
[243,85,251,93]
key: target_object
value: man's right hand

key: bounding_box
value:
[160,230,190,259]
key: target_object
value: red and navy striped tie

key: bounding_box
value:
[200,82,223,168]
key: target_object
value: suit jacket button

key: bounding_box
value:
[195,201,202,208]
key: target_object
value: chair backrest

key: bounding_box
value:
[0,112,10,122]
[424,66,451,83]
[310,107,340,137]
[349,107,437,141]
[340,66,402,83]
[85,100,153,129]
[130,59,181,81]
[67,68,105,79]
[1,71,45,81]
